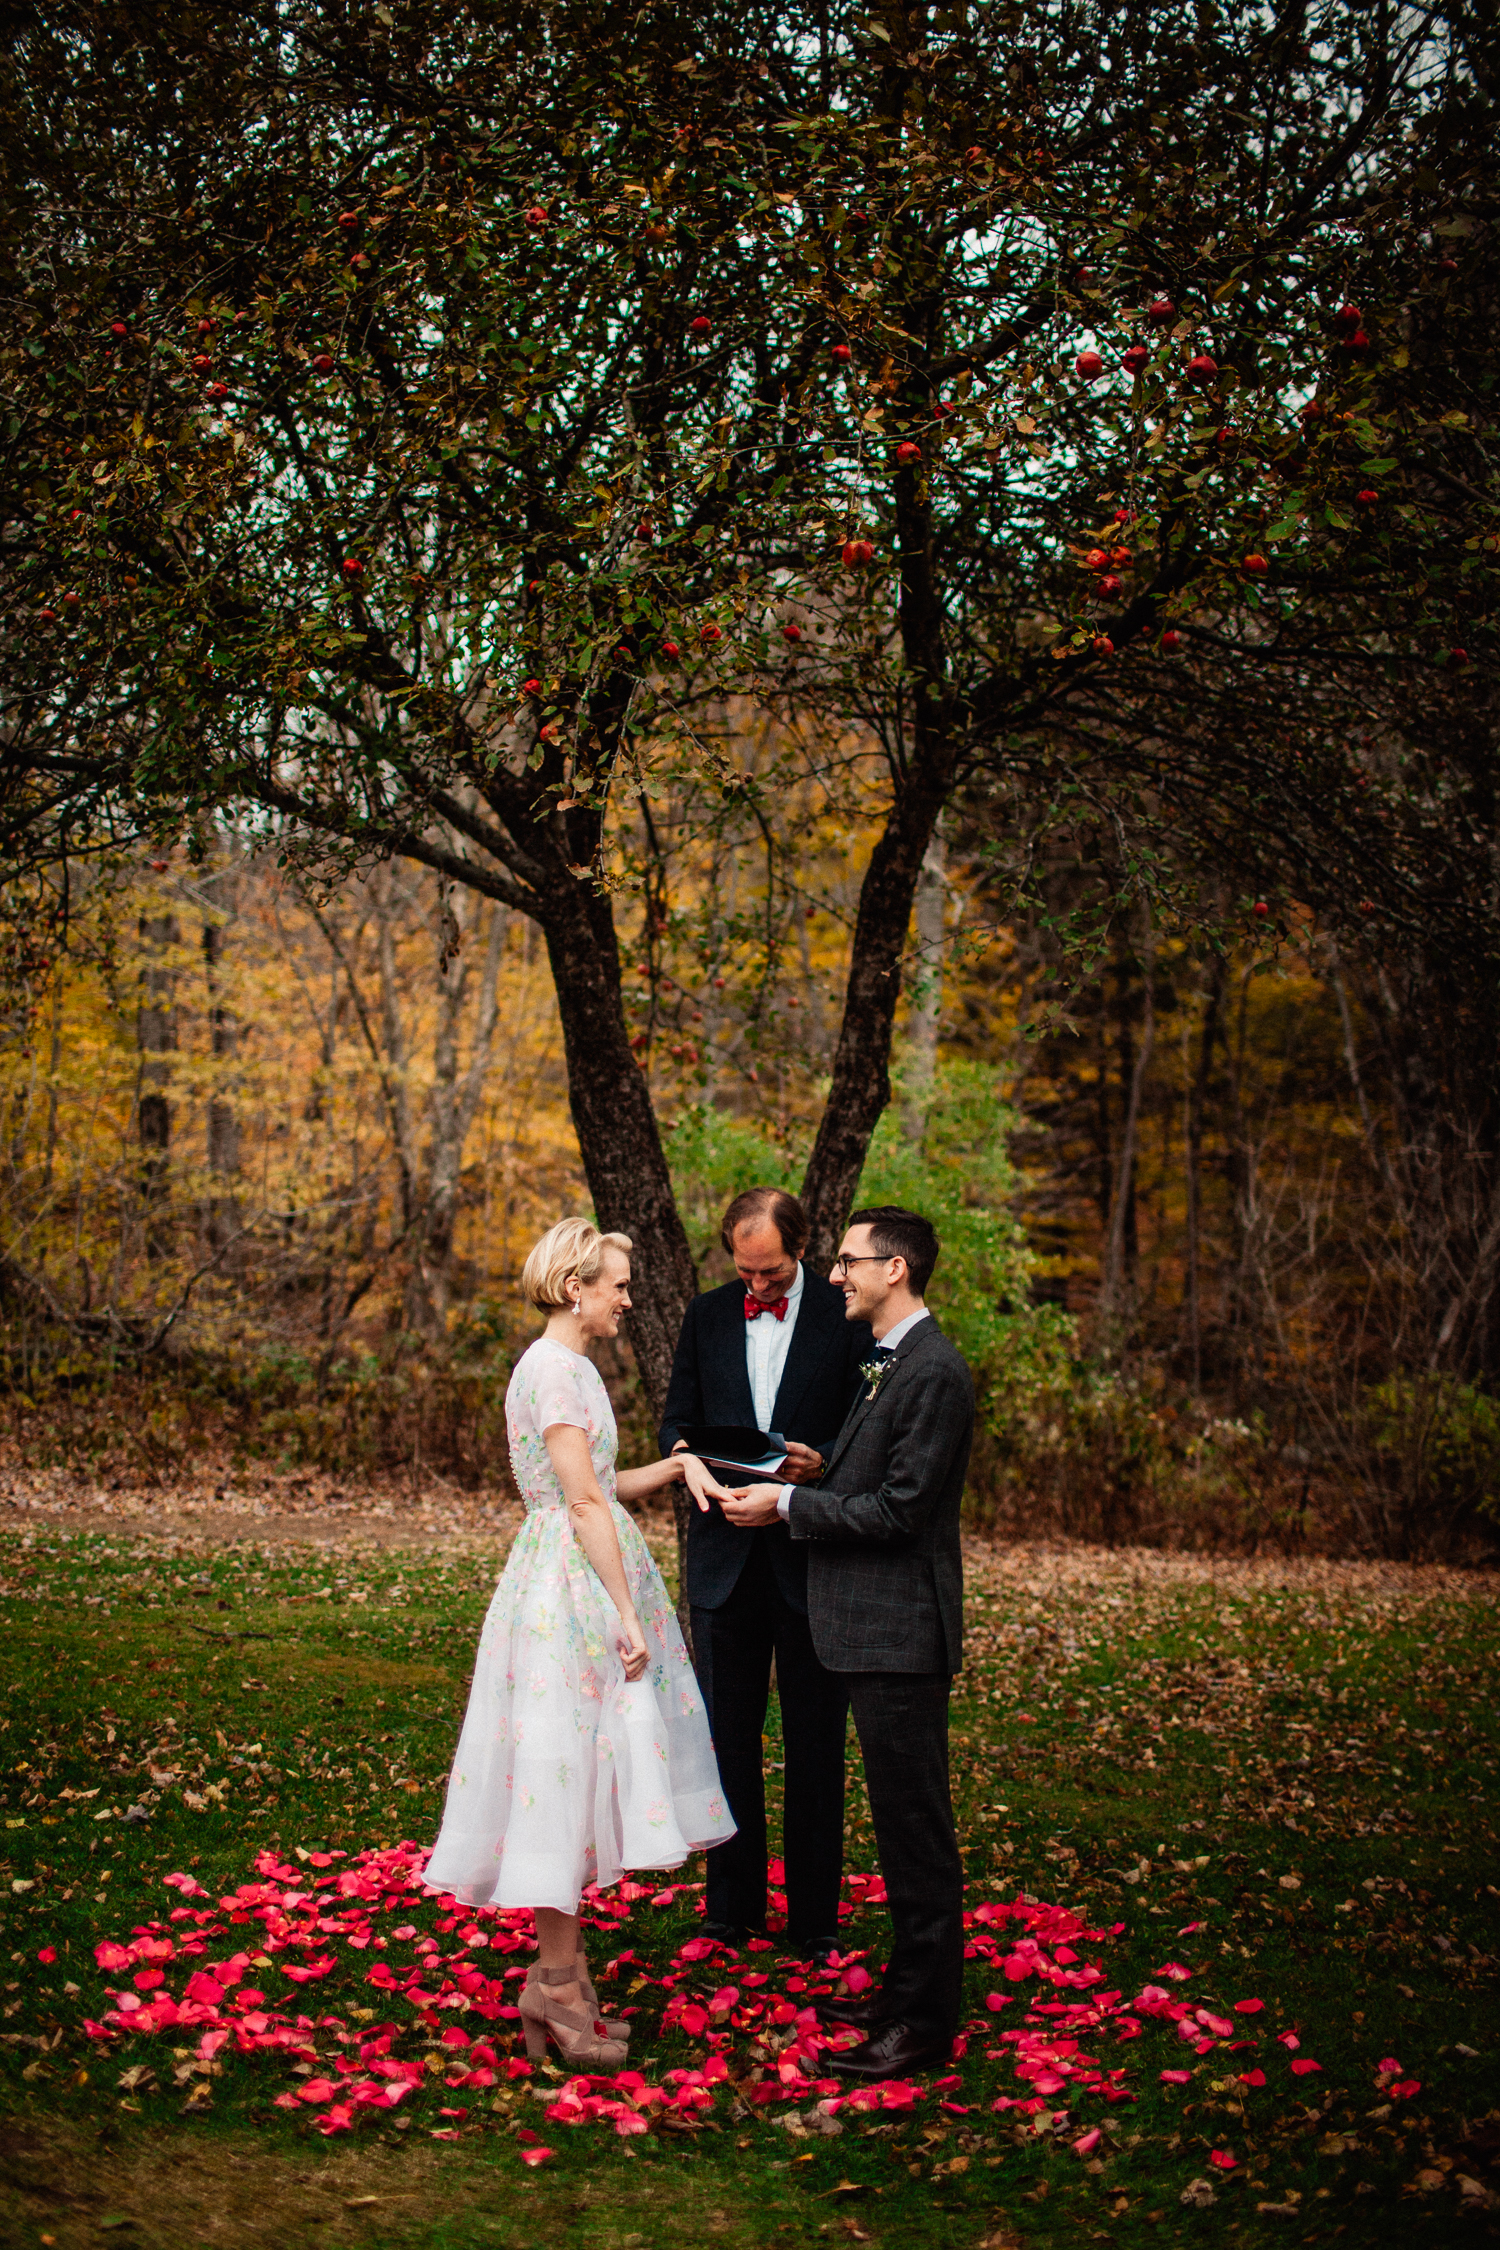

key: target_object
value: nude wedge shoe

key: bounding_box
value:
[521,1954,627,2038]
[518,1965,630,2069]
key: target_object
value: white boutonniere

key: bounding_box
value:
[859,1354,896,1402]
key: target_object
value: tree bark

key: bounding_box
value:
[201,917,240,1252]
[1183,959,1223,1394]
[901,824,946,1143]
[137,913,177,1259]
[1099,930,1155,1335]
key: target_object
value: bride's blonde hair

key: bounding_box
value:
[521,1216,634,1311]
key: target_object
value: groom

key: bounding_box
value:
[722,1204,974,2078]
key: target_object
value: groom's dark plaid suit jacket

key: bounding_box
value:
[785,1315,974,1674]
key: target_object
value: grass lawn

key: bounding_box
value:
[0,1516,1495,2249]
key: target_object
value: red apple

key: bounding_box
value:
[1093,634,1115,656]
[1121,344,1149,375]
[842,538,874,568]
[965,145,985,163]
[1334,301,1361,329]
[338,211,360,231]
[1084,547,1109,571]
[831,343,852,363]
[1252,900,1269,918]
[197,318,214,337]
[1242,552,1269,576]
[1435,257,1458,276]
[109,321,128,339]
[1449,647,1469,667]
[341,557,364,578]
[689,315,712,336]
[1299,401,1323,423]
[62,591,80,609]
[1147,297,1176,326]
[151,859,170,873]
[205,383,229,402]
[1358,898,1376,915]
[1216,426,1238,447]
[1345,328,1371,351]
[1186,353,1218,383]
[1356,488,1379,506]
[525,204,548,228]
[190,353,213,373]
[1099,574,1122,598]
[1075,349,1104,380]
[782,623,802,643]
[1110,547,1132,567]
[37,607,58,625]
[312,353,335,375]
[348,253,370,270]
[895,441,922,465]
[700,622,723,643]
[660,640,681,659]
[521,678,542,695]
[1161,629,1182,651]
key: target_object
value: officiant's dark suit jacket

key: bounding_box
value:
[660,1273,871,1612]
[786,1315,973,1672]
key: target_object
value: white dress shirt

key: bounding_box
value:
[746,1260,804,1433]
[776,1306,930,1518]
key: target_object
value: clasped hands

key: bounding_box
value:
[673,1438,824,1528]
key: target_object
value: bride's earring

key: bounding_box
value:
[572,1292,582,1318]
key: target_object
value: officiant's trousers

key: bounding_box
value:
[844,1669,964,2042]
[691,1538,849,1941]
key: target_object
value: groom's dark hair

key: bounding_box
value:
[848,1205,939,1297]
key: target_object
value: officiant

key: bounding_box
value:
[660,1187,871,1958]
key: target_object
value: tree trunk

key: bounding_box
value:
[901,824,946,1143]
[422,893,507,1327]
[1099,931,1155,1336]
[202,918,240,1251]
[1183,959,1223,1393]
[537,863,698,1622]
[137,914,178,1258]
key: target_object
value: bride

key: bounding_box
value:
[423,1217,737,2067]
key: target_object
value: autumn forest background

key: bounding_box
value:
[2,0,1498,1561]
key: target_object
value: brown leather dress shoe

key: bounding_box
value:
[828,2020,952,2080]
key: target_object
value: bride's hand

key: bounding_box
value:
[616,1607,649,1681]
[679,1452,738,1515]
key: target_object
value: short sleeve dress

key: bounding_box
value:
[423,1336,735,1911]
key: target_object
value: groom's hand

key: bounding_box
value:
[778,1441,824,1485]
[720,1485,784,1528]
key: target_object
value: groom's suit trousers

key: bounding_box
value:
[843,1669,964,2042]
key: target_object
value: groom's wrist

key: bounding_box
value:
[776,1484,794,1522]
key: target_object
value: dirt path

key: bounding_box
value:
[3,1459,1494,1612]
[0,1458,521,1551]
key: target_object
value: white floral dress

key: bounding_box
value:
[424,1336,735,1912]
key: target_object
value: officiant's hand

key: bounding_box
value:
[720,1485,784,1528]
[778,1441,824,1484]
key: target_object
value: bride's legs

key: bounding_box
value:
[534,1906,583,2009]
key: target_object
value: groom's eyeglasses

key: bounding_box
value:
[829,1253,893,1277]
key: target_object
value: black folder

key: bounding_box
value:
[677,1424,788,1480]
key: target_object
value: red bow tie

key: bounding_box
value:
[745,1294,789,1321]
